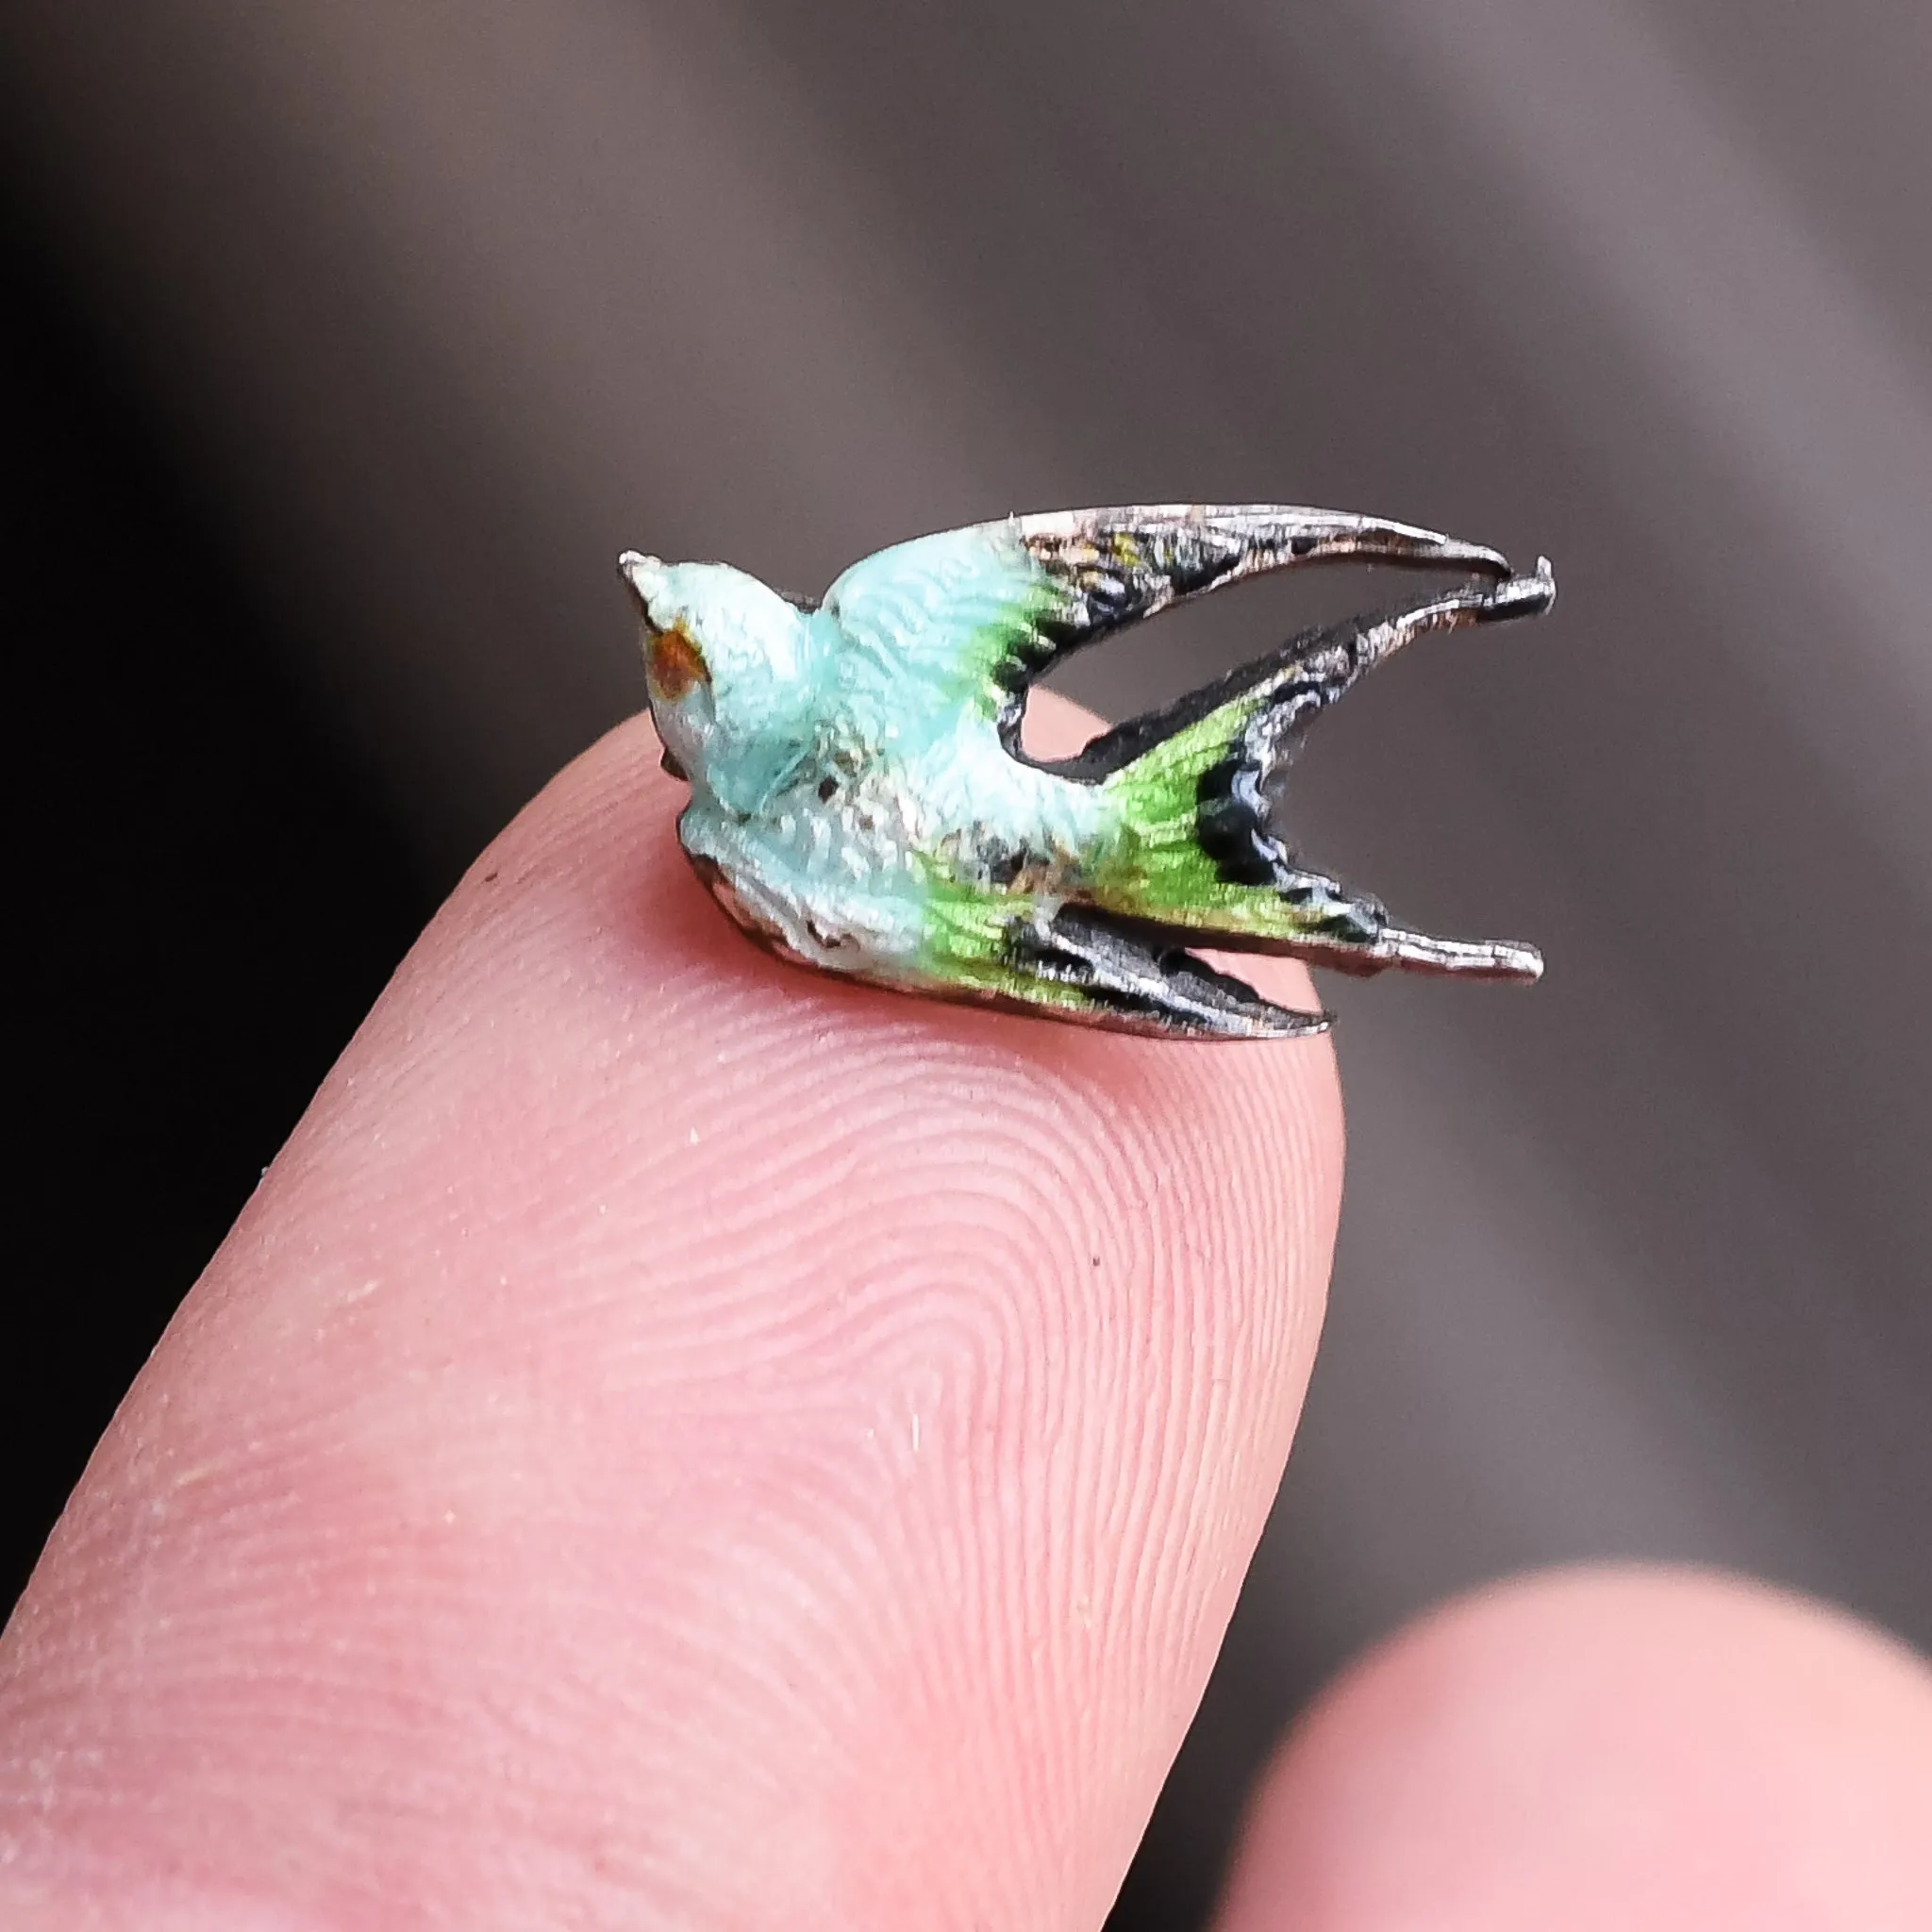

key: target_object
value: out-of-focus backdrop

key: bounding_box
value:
[6,3,1929,1922]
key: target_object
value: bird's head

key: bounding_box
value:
[620,552,814,806]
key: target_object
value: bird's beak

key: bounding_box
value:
[619,551,669,622]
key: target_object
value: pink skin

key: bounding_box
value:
[1215,1568,1932,1931]
[3,699,1928,1929]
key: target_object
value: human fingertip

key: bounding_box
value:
[2,707,1346,1931]
[1213,1564,1932,1931]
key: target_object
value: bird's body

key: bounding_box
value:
[625,506,1555,1038]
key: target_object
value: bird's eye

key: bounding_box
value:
[646,625,711,704]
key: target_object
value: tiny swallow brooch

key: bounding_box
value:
[622,505,1554,1039]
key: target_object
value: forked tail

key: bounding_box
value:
[1067,564,1554,976]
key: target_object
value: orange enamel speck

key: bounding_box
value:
[648,625,710,702]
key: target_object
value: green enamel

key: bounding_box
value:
[911,867,1093,1014]
[1088,691,1289,924]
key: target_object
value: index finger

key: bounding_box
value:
[0,698,1343,1929]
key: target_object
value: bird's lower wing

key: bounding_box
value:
[991,904,1331,1039]
[684,823,1327,1040]
[911,891,1329,1040]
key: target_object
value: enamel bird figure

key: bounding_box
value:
[622,505,1555,1039]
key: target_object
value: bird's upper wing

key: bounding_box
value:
[816,504,1514,751]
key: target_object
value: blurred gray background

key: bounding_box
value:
[6,2,1929,1923]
